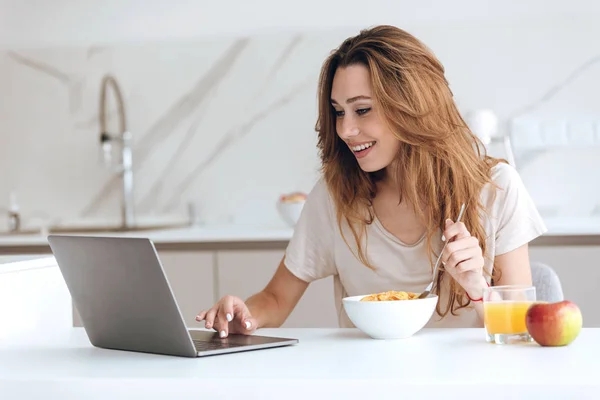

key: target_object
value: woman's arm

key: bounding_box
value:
[441,218,535,325]
[196,256,309,337]
[467,244,532,326]
[246,256,310,328]
[492,244,533,286]
[463,243,533,325]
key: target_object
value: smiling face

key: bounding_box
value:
[330,64,401,173]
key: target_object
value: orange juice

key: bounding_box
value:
[483,301,534,334]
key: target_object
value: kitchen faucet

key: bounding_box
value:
[99,74,135,229]
[6,192,20,232]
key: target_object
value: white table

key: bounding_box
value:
[1,327,598,399]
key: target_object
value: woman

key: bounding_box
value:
[196,25,546,338]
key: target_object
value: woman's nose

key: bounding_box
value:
[339,118,360,139]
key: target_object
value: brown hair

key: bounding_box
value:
[315,25,504,317]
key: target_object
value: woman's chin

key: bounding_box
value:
[357,159,391,173]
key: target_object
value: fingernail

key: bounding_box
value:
[226,313,232,322]
[220,330,227,338]
[205,322,211,329]
[245,320,252,330]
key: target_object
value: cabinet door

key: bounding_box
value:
[529,245,600,327]
[156,250,216,328]
[216,250,338,328]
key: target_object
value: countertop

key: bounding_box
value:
[0,254,56,273]
[0,327,598,399]
[0,225,295,247]
[0,216,599,250]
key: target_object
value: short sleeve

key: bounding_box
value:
[492,163,548,255]
[284,178,337,282]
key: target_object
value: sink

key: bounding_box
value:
[0,221,191,237]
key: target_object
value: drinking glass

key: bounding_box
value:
[483,285,536,344]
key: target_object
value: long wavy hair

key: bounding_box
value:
[315,25,504,318]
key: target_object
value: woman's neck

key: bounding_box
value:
[374,163,426,219]
[376,163,401,193]
[371,173,427,246]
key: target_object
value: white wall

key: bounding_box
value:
[1,1,600,231]
[2,0,599,48]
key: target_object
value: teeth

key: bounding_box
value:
[351,142,375,152]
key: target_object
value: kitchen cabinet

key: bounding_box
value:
[216,250,339,328]
[10,240,596,331]
[157,250,216,327]
[529,246,600,327]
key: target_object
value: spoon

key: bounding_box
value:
[417,203,466,299]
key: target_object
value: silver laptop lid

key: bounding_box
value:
[47,235,198,358]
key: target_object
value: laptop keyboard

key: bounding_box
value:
[192,340,248,352]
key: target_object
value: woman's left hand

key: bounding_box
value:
[441,218,488,301]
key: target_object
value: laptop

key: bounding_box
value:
[47,234,298,358]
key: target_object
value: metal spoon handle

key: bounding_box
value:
[430,203,466,283]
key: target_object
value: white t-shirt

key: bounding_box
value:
[283,162,548,328]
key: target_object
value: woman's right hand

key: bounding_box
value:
[196,295,258,338]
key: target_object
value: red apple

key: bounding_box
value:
[525,300,583,346]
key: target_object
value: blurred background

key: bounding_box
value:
[1,0,599,230]
[1,0,599,331]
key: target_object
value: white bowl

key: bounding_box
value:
[276,200,305,227]
[342,294,438,340]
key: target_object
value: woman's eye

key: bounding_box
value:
[357,108,371,115]
[334,110,344,117]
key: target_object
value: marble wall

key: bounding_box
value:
[1,19,599,231]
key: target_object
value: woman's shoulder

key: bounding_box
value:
[305,177,335,206]
[490,161,522,188]
[299,176,337,222]
[480,161,547,250]
[309,176,330,197]
[481,161,524,204]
